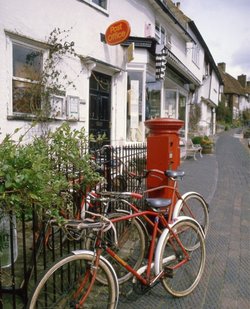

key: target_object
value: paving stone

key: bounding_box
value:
[117,130,250,309]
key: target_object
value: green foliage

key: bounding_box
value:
[242,109,250,125]
[189,104,201,131]
[191,136,203,145]
[24,28,77,122]
[243,127,250,138]
[216,102,232,124]
[192,135,213,148]
[0,123,101,218]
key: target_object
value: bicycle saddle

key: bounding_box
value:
[146,198,172,209]
[164,170,185,179]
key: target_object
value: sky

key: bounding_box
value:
[179,0,250,80]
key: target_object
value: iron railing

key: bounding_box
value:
[0,143,146,308]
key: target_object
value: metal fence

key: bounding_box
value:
[0,143,147,308]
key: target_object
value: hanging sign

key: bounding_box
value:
[127,42,134,62]
[105,20,131,45]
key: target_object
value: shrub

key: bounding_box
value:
[192,135,213,148]
[0,123,101,219]
[243,128,250,138]
[192,136,203,145]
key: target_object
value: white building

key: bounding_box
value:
[0,0,221,144]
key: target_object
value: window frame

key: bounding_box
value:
[155,21,166,45]
[155,21,172,48]
[11,40,44,116]
[80,0,109,13]
[192,44,200,67]
[6,33,72,121]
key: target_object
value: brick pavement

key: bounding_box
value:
[118,130,250,309]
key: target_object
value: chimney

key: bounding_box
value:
[238,74,247,88]
[176,2,180,8]
[218,62,226,72]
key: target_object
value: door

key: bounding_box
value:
[89,72,111,146]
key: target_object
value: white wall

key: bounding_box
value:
[0,0,216,142]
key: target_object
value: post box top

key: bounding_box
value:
[145,118,184,134]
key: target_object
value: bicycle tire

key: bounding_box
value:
[157,218,206,297]
[86,211,146,285]
[174,192,209,237]
[28,251,118,309]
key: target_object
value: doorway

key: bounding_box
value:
[89,72,111,146]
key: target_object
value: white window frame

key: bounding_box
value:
[126,65,146,142]
[7,33,69,120]
[81,0,109,13]
[50,95,67,119]
[155,22,166,45]
[67,95,80,120]
[9,37,45,116]
[155,21,172,48]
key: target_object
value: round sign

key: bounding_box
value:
[105,20,131,46]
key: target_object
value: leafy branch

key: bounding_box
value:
[0,123,102,219]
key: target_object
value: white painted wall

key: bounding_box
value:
[0,0,218,142]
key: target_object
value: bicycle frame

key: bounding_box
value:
[96,209,192,288]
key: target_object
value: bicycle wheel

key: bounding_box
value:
[158,219,206,297]
[175,192,209,237]
[86,211,147,284]
[28,251,118,309]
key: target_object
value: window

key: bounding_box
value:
[155,21,171,48]
[192,44,200,66]
[146,80,161,119]
[155,22,166,45]
[82,0,108,11]
[179,94,186,121]
[127,71,143,142]
[164,90,177,118]
[12,42,43,114]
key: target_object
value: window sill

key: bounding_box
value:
[7,114,78,122]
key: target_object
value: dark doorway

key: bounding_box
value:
[89,72,111,147]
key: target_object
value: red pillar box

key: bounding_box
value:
[145,118,184,199]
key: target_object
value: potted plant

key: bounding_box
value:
[192,135,214,154]
[200,136,214,154]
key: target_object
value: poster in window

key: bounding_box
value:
[67,96,79,120]
[50,95,66,119]
[130,80,139,129]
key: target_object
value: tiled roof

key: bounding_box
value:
[218,66,247,96]
[164,0,191,26]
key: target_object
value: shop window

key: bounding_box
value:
[127,71,143,142]
[146,81,161,119]
[164,90,177,118]
[12,43,43,114]
[179,94,186,121]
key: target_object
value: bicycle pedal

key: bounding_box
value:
[163,267,174,278]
